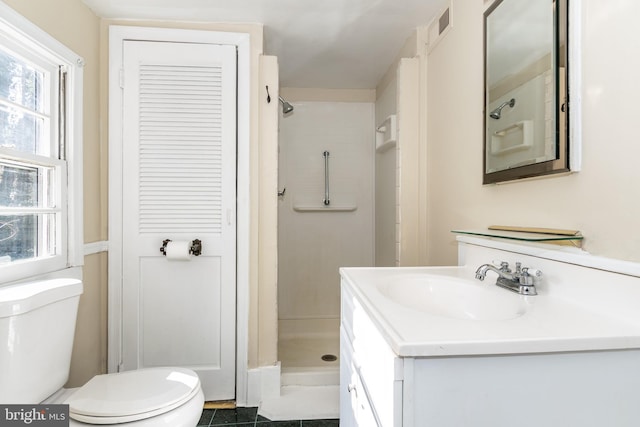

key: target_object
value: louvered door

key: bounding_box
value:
[120,40,236,401]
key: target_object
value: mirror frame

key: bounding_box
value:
[483,0,569,184]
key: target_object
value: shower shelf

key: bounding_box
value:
[293,205,357,212]
[375,114,397,152]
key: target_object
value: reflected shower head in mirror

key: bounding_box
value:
[489,98,516,119]
[279,95,294,114]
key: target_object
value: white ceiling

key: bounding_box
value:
[82,0,446,89]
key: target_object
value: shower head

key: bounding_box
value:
[279,96,294,114]
[489,98,516,120]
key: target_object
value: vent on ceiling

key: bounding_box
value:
[427,1,452,54]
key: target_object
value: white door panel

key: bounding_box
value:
[120,40,236,401]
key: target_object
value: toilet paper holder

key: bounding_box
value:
[160,239,202,257]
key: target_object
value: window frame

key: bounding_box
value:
[0,2,83,283]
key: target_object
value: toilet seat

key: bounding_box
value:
[65,367,201,425]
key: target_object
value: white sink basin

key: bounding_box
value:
[340,252,640,357]
[377,274,529,321]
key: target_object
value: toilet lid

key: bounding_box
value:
[66,367,200,424]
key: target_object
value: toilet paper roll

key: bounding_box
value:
[164,241,192,261]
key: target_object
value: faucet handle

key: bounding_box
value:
[492,260,511,271]
[520,268,543,285]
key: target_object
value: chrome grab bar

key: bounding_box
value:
[323,150,330,206]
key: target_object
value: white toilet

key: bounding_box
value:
[0,278,204,426]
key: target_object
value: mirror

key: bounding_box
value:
[484,0,569,184]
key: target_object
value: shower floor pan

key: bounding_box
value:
[278,320,340,386]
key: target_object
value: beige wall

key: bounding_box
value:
[425,0,640,265]
[374,80,397,267]
[396,58,421,266]
[374,33,426,267]
[68,252,107,386]
[374,51,399,267]
[257,55,279,367]
[2,0,106,386]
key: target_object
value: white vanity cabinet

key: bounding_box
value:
[340,236,640,427]
[340,282,403,427]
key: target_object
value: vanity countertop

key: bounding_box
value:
[340,266,640,358]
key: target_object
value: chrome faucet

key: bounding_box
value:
[475,261,541,295]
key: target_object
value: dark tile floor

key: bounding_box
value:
[197,407,339,427]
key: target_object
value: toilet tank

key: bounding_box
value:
[0,278,83,403]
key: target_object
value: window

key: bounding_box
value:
[0,3,83,282]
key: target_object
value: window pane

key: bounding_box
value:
[0,47,49,156]
[0,162,38,208]
[0,48,44,112]
[0,105,44,154]
[0,160,57,263]
[0,213,55,262]
[0,214,34,261]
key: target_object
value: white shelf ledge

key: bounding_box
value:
[293,205,357,212]
[375,114,397,152]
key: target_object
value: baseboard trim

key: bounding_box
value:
[246,362,281,406]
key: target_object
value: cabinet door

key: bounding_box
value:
[342,281,403,426]
[341,281,404,427]
[340,327,357,426]
[341,328,380,427]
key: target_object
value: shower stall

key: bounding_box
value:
[277,99,375,388]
